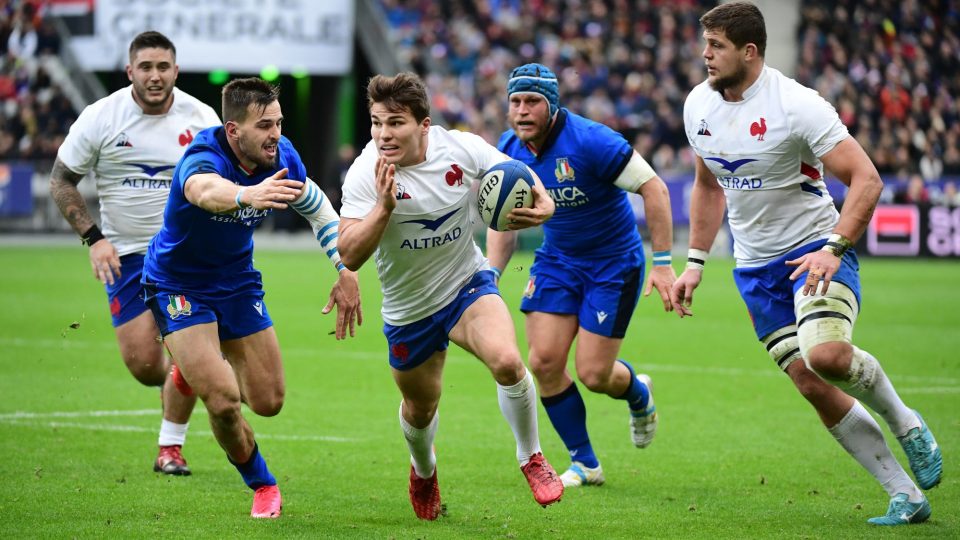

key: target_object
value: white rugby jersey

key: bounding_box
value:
[683,66,849,266]
[58,87,220,256]
[341,125,508,325]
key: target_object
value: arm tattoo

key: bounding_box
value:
[49,158,95,235]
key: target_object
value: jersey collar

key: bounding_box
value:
[741,65,769,101]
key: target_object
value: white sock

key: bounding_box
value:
[497,369,542,466]
[838,347,919,437]
[399,403,437,479]
[158,419,188,446]
[828,401,923,502]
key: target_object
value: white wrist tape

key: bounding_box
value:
[686,248,709,271]
[290,178,345,271]
[613,151,657,192]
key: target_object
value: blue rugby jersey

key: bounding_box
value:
[143,126,307,295]
[498,109,642,258]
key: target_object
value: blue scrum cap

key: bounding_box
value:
[507,63,559,116]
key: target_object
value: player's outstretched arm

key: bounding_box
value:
[50,157,121,285]
[637,175,677,312]
[184,168,303,213]
[787,137,882,296]
[338,156,396,271]
[670,156,725,317]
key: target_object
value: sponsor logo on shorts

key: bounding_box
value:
[596,311,608,324]
[166,294,192,320]
[253,301,263,316]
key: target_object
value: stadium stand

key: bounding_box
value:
[376,0,958,183]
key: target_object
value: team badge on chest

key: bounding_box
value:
[555,158,575,183]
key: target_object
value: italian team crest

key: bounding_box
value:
[166,294,192,320]
[555,158,575,183]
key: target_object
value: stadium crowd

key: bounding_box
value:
[0,0,73,161]
[377,0,959,181]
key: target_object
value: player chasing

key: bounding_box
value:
[486,63,676,488]
[50,31,219,476]
[142,77,361,518]
[338,72,564,520]
[671,2,942,526]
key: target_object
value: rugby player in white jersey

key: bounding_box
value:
[338,72,564,520]
[670,2,941,526]
[50,31,220,476]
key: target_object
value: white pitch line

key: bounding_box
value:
[4,336,958,387]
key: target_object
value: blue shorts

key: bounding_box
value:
[384,270,500,371]
[143,281,273,341]
[105,254,150,328]
[733,239,862,340]
[520,247,644,338]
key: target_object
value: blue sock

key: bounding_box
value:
[541,383,600,468]
[229,443,277,490]
[616,359,649,411]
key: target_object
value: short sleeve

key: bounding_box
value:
[177,149,229,194]
[456,130,510,176]
[790,87,849,158]
[56,102,102,175]
[585,122,632,183]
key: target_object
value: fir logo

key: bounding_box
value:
[555,157,575,183]
[166,294,192,320]
[523,276,536,299]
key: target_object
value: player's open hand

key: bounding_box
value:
[89,238,121,286]
[375,156,397,213]
[505,182,554,230]
[244,168,303,210]
[786,250,841,296]
[670,268,702,318]
[644,264,677,312]
[323,269,362,339]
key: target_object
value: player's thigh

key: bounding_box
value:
[525,311,578,372]
[449,294,524,378]
[114,309,166,384]
[392,350,446,423]
[164,322,241,410]
[221,326,284,416]
[573,327,624,385]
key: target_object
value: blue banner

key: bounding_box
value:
[0,164,32,217]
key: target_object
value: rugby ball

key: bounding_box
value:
[477,160,536,231]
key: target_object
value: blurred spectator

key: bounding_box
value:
[798,1,960,176]
[939,180,960,207]
[0,0,72,161]
[894,174,930,205]
[375,0,714,170]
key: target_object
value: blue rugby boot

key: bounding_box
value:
[897,411,942,490]
[867,493,931,526]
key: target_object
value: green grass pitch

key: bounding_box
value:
[1,244,957,538]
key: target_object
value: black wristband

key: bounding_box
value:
[81,224,105,246]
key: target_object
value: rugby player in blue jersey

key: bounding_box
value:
[142,77,361,518]
[671,2,940,525]
[487,63,677,488]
